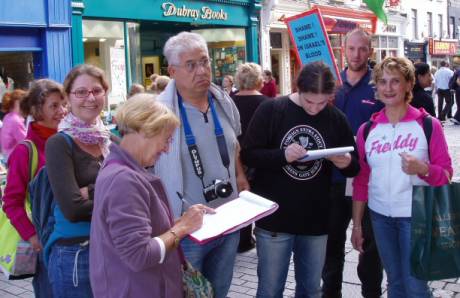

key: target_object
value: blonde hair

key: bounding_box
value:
[115,93,179,138]
[235,63,263,91]
[372,57,415,102]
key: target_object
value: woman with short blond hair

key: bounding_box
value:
[352,57,452,298]
[90,93,212,298]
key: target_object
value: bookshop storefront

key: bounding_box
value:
[72,0,260,106]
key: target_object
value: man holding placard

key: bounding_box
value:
[322,28,384,298]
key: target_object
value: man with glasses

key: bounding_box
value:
[153,32,249,298]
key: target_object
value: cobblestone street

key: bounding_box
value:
[1,122,459,298]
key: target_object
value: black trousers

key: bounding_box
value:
[455,91,460,122]
[322,183,383,298]
[437,89,453,120]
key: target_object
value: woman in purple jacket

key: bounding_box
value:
[90,93,213,298]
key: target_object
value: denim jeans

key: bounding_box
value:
[370,210,432,298]
[32,252,53,298]
[48,242,93,298]
[322,183,383,298]
[255,227,328,298]
[181,231,239,298]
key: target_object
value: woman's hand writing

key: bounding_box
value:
[284,143,307,163]
[176,204,215,235]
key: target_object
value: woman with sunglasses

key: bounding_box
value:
[45,64,111,297]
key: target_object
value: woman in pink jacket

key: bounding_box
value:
[351,57,453,298]
[1,89,27,160]
[2,79,67,297]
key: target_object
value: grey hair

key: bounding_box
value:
[163,32,209,66]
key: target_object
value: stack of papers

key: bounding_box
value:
[189,191,278,244]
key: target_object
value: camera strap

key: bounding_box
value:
[177,91,231,189]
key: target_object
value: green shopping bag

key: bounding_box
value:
[410,182,460,281]
[0,140,38,279]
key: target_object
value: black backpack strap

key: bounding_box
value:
[363,120,373,141]
[422,115,433,160]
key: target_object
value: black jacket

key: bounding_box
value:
[411,83,436,117]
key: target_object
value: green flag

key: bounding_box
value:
[364,0,388,24]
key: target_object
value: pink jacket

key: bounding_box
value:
[352,106,453,217]
[2,124,48,241]
[1,111,26,158]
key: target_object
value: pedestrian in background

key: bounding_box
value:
[45,64,111,298]
[447,67,460,125]
[154,75,170,94]
[2,79,66,297]
[231,62,270,253]
[90,94,212,297]
[222,75,238,97]
[322,28,384,298]
[352,57,452,298]
[242,61,359,298]
[260,69,277,98]
[0,89,27,160]
[434,61,453,120]
[154,32,248,298]
[411,62,436,117]
[127,83,145,99]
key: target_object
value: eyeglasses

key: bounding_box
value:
[70,87,105,98]
[174,58,210,73]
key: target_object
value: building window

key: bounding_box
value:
[270,32,283,49]
[427,12,433,37]
[438,14,443,38]
[372,36,398,62]
[412,9,418,39]
[450,17,456,38]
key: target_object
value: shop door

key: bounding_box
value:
[270,51,280,95]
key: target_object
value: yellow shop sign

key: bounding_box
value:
[161,2,228,21]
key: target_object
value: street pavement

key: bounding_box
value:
[1,121,459,298]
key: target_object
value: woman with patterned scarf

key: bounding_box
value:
[45,64,111,298]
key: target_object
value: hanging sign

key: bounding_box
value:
[285,8,341,83]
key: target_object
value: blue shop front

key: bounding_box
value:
[72,0,261,106]
[0,0,72,93]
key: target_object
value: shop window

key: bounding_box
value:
[192,28,246,85]
[0,52,34,93]
[83,20,126,107]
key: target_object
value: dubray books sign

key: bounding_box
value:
[285,8,341,83]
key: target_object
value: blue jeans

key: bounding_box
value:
[48,242,93,298]
[255,227,328,298]
[181,231,239,298]
[370,210,432,298]
[32,252,53,298]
